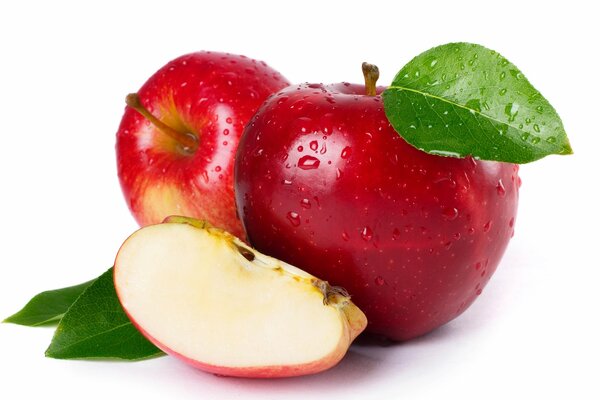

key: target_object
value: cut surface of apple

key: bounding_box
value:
[114,217,367,378]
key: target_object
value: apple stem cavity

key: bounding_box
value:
[361,62,379,96]
[125,93,199,154]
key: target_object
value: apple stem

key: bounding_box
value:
[125,93,198,154]
[362,62,379,96]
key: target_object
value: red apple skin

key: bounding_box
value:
[235,83,519,341]
[116,52,289,238]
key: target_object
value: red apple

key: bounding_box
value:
[116,51,289,238]
[235,65,519,341]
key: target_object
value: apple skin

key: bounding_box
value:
[235,82,519,341]
[116,51,289,238]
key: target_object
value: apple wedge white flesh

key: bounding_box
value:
[114,216,367,378]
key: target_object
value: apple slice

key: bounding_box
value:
[114,216,367,378]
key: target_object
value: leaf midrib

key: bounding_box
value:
[387,85,526,135]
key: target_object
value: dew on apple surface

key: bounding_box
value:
[298,155,320,170]
[300,198,311,209]
[442,206,459,221]
[483,221,492,232]
[286,211,301,227]
[361,226,374,242]
[340,146,352,159]
[496,179,506,196]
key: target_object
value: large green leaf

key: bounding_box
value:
[45,267,164,360]
[4,280,95,326]
[383,42,572,163]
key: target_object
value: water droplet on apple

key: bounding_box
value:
[341,231,349,241]
[474,262,482,270]
[442,207,459,220]
[201,171,209,183]
[483,221,492,232]
[509,217,515,228]
[361,226,373,242]
[546,136,556,144]
[392,228,401,240]
[297,145,304,152]
[287,211,301,227]
[298,155,320,170]
[319,143,327,154]
[310,141,318,151]
[476,288,483,295]
[336,168,343,179]
[307,83,322,89]
[215,166,222,172]
[223,129,229,135]
[496,179,506,196]
[282,179,292,185]
[225,117,233,124]
[222,141,228,146]
[300,198,311,209]
[341,146,352,159]
[277,96,289,105]
[375,276,385,286]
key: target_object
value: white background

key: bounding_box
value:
[1,1,598,398]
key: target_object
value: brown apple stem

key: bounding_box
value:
[362,62,379,96]
[125,93,198,153]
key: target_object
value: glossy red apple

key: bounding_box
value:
[116,51,289,238]
[235,65,519,341]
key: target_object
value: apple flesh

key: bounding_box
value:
[114,216,367,378]
[235,79,519,341]
[116,52,289,238]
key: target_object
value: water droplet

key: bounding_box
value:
[307,83,322,89]
[282,179,292,185]
[319,143,327,154]
[536,106,543,114]
[310,141,318,151]
[392,228,401,239]
[215,166,222,172]
[465,99,482,112]
[521,132,530,141]
[300,198,311,209]
[375,276,385,286]
[442,207,459,220]
[533,124,541,133]
[223,128,229,135]
[531,137,541,144]
[499,88,507,96]
[226,117,233,124]
[504,102,519,122]
[277,96,289,105]
[342,231,350,241]
[496,179,506,196]
[476,288,483,295]
[336,168,343,179]
[297,145,304,152]
[500,71,506,80]
[361,226,373,241]
[201,170,209,183]
[298,155,320,170]
[341,146,352,159]
[509,217,515,228]
[483,221,492,232]
[430,59,438,68]
[546,136,556,144]
[475,262,482,270]
[287,212,300,227]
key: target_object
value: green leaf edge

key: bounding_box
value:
[43,267,165,361]
[3,279,96,327]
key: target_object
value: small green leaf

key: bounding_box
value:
[45,267,164,360]
[4,280,95,326]
[383,42,572,163]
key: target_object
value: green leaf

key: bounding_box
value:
[4,280,95,326]
[382,42,572,163]
[45,267,164,360]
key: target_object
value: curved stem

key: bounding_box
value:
[126,93,198,153]
[362,62,380,96]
